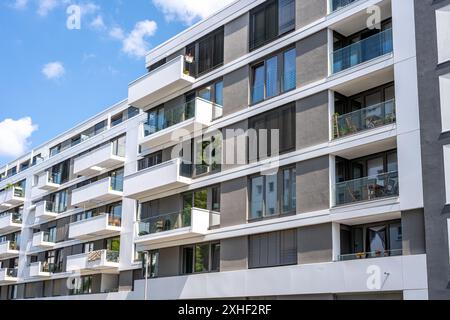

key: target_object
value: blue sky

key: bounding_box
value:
[0,0,234,167]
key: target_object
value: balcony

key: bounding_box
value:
[35,201,63,220]
[0,212,22,233]
[136,208,220,248]
[334,171,399,206]
[140,98,222,150]
[338,249,403,261]
[0,268,18,284]
[129,55,195,109]
[329,0,359,13]
[69,214,121,240]
[331,29,393,74]
[124,158,192,200]
[0,187,25,210]
[333,100,396,139]
[29,262,54,278]
[32,231,56,249]
[36,171,61,191]
[0,241,20,259]
[66,250,120,273]
[73,143,126,177]
[71,177,123,208]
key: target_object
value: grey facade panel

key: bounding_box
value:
[297,223,333,264]
[224,13,249,64]
[296,0,327,29]
[220,177,248,227]
[223,66,249,116]
[119,270,134,291]
[296,91,329,149]
[401,209,426,255]
[222,120,248,171]
[220,236,248,272]
[158,246,180,277]
[296,30,328,87]
[414,0,450,299]
[296,156,330,213]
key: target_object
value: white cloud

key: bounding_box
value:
[42,61,65,79]
[78,2,99,15]
[0,118,38,158]
[90,15,106,30]
[37,0,59,16]
[121,20,157,58]
[12,0,28,10]
[109,27,125,40]
[152,0,235,25]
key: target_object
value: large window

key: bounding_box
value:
[185,27,224,77]
[249,229,297,268]
[249,167,296,220]
[251,48,296,104]
[250,0,295,51]
[71,276,93,295]
[182,242,220,274]
[138,151,162,171]
[248,103,296,161]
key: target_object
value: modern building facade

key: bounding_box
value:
[0,0,448,300]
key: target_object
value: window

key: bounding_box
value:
[436,5,450,64]
[249,230,297,268]
[84,242,94,253]
[440,74,450,132]
[108,202,122,226]
[251,48,296,104]
[212,186,221,212]
[111,135,126,157]
[71,276,92,295]
[185,27,224,77]
[250,0,295,51]
[32,154,43,166]
[20,160,30,172]
[8,285,18,300]
[47,227,57,243]
[182,242,220,274]
[248,103,296,160]
[193,134,222,176]
[106,237,121,252]
[138,151,162,171]
[249,167,296,220]
[340,220,403,260]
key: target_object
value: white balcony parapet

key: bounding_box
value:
[32,232,56,249]
[29,262,53,278]
[124,158,191,200]
[0,241,20,259]
[135,208,219,249]
[129,55,195,108]
[73,143,125,177]
[140,98,222,150]
[0,268,18,284]
[66,250,120,273]
[0,187,25,210]
[36,171,61,191]
[69,214,122,240]
[35,201,60,221]
[0,212,22,233]
[71,177,123,208]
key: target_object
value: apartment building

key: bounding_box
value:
[0,0,448,300]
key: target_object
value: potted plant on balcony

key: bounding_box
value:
[355,252,365,259]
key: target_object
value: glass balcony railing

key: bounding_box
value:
[138,210,192,236]
[74,212,122,227]
[45,201,66,214]
[331,29,393,73]
[338,249,403,261]
[86,250,120,263]
[143,98,223,138]
[334,171,399,206]
[0,212,22,223]
[41,262,57,273]
[110,175,124,192]
[333,100,396,139]
[330,0,359,13]
[2,241,20,251]
[5,268,18,278]
[42,231,56,243]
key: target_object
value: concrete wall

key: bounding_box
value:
[297,223,333,264]
[402,209,426,255]
[296,156,330,213]
[224,13,249,64]
[413,0,450,299]
[296,30,328,87]
[296,0,327,29]
[220,236,248,271]
[296,91,329,149]
[223,66,249,116]
[220,177,248,227]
